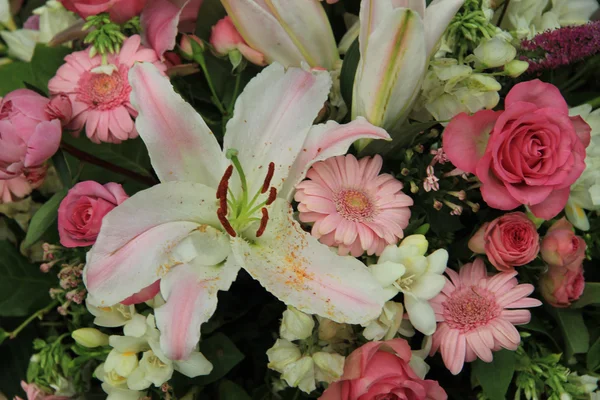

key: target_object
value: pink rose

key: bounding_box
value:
[540,218,586,270]
[58,181,129,248]
[59,0,146,23]
[443,80,591,220]
[468,212,540,271]
[209,16,266,66]
[540,264,585,308]
[320,339,447,400]
[0,89,62,180]
[16,381,69,400]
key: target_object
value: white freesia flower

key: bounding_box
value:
[567,104,600,230]
[362,301,405,341]
[370,235,448,335]
[72,328,109,348]
[280,306,315,341]
[94,363,144,400]
[86,300,137,328]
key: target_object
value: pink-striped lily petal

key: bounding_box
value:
[280,117,390,201]
[423,0,464,58]
[84,181,223,307]
[220,0,306,67]
[358,0,394,57]
[141,0,185,58]
[224,63,331,196]
[129,62,227,186]
[231,199,386,324]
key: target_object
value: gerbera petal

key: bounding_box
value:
[500,309,532,325]
[466,331,493,363]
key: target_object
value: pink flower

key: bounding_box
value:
[121,279,161,305]
[0,89,62,179]
[430,258,542,375]
[295,154,413,257]
[0,175,33,203]
[442,80,591,220]
[540,218,586,270]
[210,16,266,66]
[58,181,129,248]
[540,263,585,308]
[48,35,166,144]
[468,212,540,271]
[59,0,146,24]
[45,94,72,125]
[320,338,447,400]
[16,381,69,400]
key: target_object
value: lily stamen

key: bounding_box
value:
[256,208,269,237]
[261,162,275,193]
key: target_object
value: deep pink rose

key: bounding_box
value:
[209,16,266,66]
[540,263,585,308]
[59,0,146,23]
[443,80,591,220]
[541,218,586,270]
[320,339,447,400]
[58,181,129,248]
[468,212,540,271]
[0,89,62,180]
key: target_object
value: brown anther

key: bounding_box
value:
[256,207,269,237]
[219,196,228,214]
[261,162,275,193]
[217,165,234,200]
[217,208,237,237]
[266,187,277,205]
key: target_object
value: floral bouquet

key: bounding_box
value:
[1,0,600,399]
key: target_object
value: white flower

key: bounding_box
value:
[95,363,144,400]
[127,350,174,390]
[0,0,15,30]
[266,339,302,372]
[281,356,316,394]
[567,104,600,230]
[0,29,38,62]
[473,37,517,68]
[363,301,405,341]
[72,328,109,348]
[280,306,315,341]
[33,1,78,44]
[370,235,448,335]
[86,300,137,328]
[312,352,345,384]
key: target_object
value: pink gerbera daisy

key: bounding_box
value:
[48,35,166,144]
[294,154,413,257]
[430,258,542,375]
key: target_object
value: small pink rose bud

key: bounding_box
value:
[539,263,585,308]
[179,34,204,61]
[209,16,266,66]
[46,94,73,125]
[540,218,586,270]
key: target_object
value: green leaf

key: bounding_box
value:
[0,241,55,316]
[29,44,72,95]
[339,38,359,109]
[472,349,516,400]
[194,0,227,40]
[572,283,600,308]
[521,312,560,350]
[22,189,68,249]
[552,308,589,358]
[587,335,600,371]
[219,380,251,400]
[0,324,36,398]
[0,62,34,96]
[0,329,9,346]
[51,150,72,189]
[194,333,245,386]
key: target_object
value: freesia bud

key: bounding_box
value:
[473,37,517,68]
[72,328,109,348]
[504,59,530,77]
[280,306,315,341]
[312,352,345,383]
[46,94,72,125]
[398,234,429,255]
[266,339,302,372]
[281,356,316,394]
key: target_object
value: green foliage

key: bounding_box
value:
[0,325,36,398]
[587,335,600,371]
[572,283,600,308]
[22,189,68,249]
[219,379,252,400]
[83,13,127,57]
[194,333,245,386]
[194,0,227,40]
[339,38,359,109]
[473,349,516,400]
[552,308,589,359]
[0,241,55,317]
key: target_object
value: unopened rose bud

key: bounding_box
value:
[72,328,109,348]
[504,60,529,78]
[179,34,204,61]
[280,306,315,341]
[209,16,265,66]
[312,352,344,383]
[46,94,72,125]
[473,37,517,68]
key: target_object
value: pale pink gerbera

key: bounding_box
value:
[294,154,413,257]
[429,258,542,375]
[48,35,166,144]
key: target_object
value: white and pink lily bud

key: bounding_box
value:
[352,0,464,150]
[210,16,266,66]
[219,0,339,70]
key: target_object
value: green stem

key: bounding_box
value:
[195,54,227,115]
[230,155,248,215]
[587,96,600,109]
[227,73,243,115]
[9,300,59,339]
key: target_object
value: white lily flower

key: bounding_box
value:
[220,0,339,69]
[0,29,38,62]
[370,235,448,335]
[280,306,315,342]
[83,62,389,362]
[352,0,463,147]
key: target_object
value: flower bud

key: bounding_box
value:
[539,264,585,308]
[398,234,429,255]
[72,328,109,348]
[281,356,316,394]
[266,339,302,372]
[540,218,586,270]
[179,34,204,61]
[312,352,345,383]
[280,306,315,341]
[46,94,72,125]
[209,16,265,66]
[504,60,529,77]
[473,37,517,68]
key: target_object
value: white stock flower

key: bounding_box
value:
[362,301,405,341]
[370,235,448,335]
[267,339,302,372]
[281,356,316,394]
[473,36,517,68]
[312,352,345,384]
[280,306,315,341]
